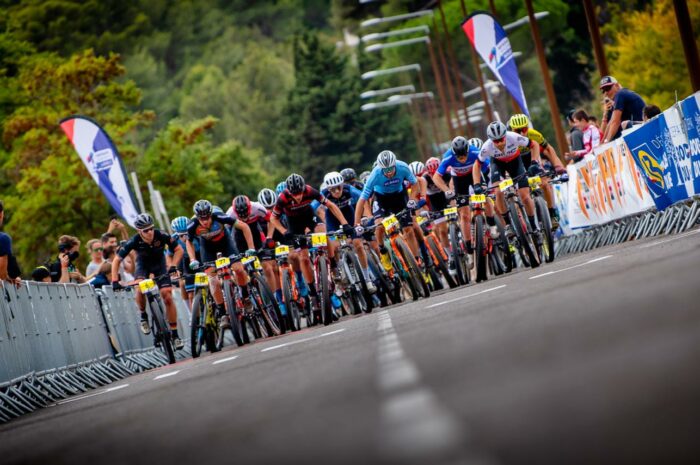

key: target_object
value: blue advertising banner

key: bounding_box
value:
[679,92,700,196]
[622,105,695,210]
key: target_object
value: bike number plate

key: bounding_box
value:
[253,257,262,270]
[275,245,290,257]
[215,257,231,269]
[194,273,209,286]
[499,179,513,191]
[416,215,427,225]
[382,215,399,232]
[528,176,541,188]
[138,279,156,293]
[311,233,327,247]
[443,207,458,219]
[470,194,486,205]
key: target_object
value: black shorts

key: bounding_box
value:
[490,157,529,189]
[234,223,264,253]
[374,191,413,227]
[135,255,171,289]
[285,214,317,248]
[200,234,239,264]
[453,175,473,197]
[427,192,448,212]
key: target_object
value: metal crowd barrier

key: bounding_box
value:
[555,196,700,258]
[0,282,192,423]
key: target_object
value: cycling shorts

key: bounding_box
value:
[135,255,171,289]
[427,192,448,212]
[285,213,318,249]
[490,157,528,189]
[234,224,264,253]
[200,234,239,264]
[453,175,473,197]
[374,190,413,227]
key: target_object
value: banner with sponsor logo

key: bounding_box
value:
[623,102,696,210]
[60,116,141,227]
[678,92,700,196]
[564,138,654,229]
[462,12,529,116]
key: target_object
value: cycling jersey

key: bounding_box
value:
[478,132,530,163]
[361,161,416,200]
[226,201,271,225]
[118,230,180,288]
[518,128,549,156]
[322,184,362,234]
[571,124,603,158]
[187,213,239,263]
[347,180,364,191]
[437,147,490,177]
[424,172,448,196]
[273,186,327,218]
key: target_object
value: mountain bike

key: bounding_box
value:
[416,212,458,289]
[498,174,540,268]
[128,275,177,364]
[328,229,372,315]
[274,244,304,331]
[189,271,220,358]
[306,232,334,326]
[240,254,283,337]
[444,195,471,285]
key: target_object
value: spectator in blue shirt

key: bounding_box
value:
[0,200,22,285]
[600,75,646,142]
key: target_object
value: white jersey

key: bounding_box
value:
[225,201,270,225]
[478,131,530,163]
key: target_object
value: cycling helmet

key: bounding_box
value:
[171,216,189,234]
[324,171,344,189]
[486,121,507,140]
[426,157,440,175]
[377,150,397,169]
[468,137,483,150]
[275,181,287,195]
[212,205,223,215]
[193,199,213,217]
[409,161,425,177]
[451,136,469,156]
[232,195,251,218]
[258,188,277,209]
[286,173,305,195]
[134,213,154,230]
[340,168,356,182]
[508,113,530,130]
[359,170,371,183]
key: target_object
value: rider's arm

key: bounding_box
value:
[325,201,349,225]
[530,140,542,164]
[234,220,256,250]
[110,255,123,283]
[354,198,367,225]
[604,109,622,142]
[269,214,286,236]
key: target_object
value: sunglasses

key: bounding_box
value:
[197,215,211,220]
[513,127,528,134]
[600,86,613,93]
[382,167,396,175]
[139,227,154,233]
[92,247,103,252]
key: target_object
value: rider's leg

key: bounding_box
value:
[135,288,146,313]
[404,225,420,258]
[232,261,250,297]
[160,287,177,328]
[459,207,473,253]
[436,221,449,249]
[518,187,538,229]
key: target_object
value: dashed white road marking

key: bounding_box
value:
[212,355,239,365]
[260,328,346,352]
[639,228,700,248]
[426,285,507,309]
[56,384,130,405]
[153,370,180,380]
[529,255,613,280]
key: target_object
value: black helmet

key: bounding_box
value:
[134,213,154,230]
[193,199,213,217]
[340,168,356,182]
[286,173,305,195]
[451,136,469,157]
[233,195,251,218]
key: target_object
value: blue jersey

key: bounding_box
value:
[437,147,490,177]
[361,161,417,200]
[322,184,362,227]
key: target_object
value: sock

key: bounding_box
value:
[528,215,537,230]
[295,270,304,285]
[240,285,249,298]
[418,241,428,260]
[308,283,318,297]
[486,216,496,227]
[379,245,388,255]
[329,255,337,268]
[504,214,511,226]
[275,289,283,303]
[140,311,148,321]
[171,329,179,338]
[215,302,226,317]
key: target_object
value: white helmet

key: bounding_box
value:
[468,137,483,150]
[376,150,397,169]
[323,171,344,189]
[257,188,277,209]
[486,121,507,140]
[408,161,425,177]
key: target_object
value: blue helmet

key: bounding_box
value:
[276,181,287,195]
[212,205,223,215]
[171,216,189,233]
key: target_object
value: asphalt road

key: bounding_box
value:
[2,229,700,465]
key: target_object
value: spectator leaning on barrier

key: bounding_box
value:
[565,110,603,162]
[566,110,584,153]
[0,200,22,286]
[30,266,51,282]
[643,104,662,122]
[107,218,136,277]
[600,76,646,142]
[48,235,86,284]
[85,238,104,279]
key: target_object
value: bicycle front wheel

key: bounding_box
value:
[222,280,245,347]
[190,290,206,358]
[281,270,301,331]
[346,250,372,313]
[317,256,333,326]
[395,236,429,299]
[534,195,555,263]
[255,276,283,336]
[150,296,176,364]
[508,200,539,268]
[474,215,488,282]
[449,222,470,285]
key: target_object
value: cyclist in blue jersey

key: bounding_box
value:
[168,216,199,308]
[433,136,492,268]
[354,150,421,264]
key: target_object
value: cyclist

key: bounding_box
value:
[268,173,353,319]
[473,121,542,236]
[168,216,198,308]
[433,136,491,268]
[341,167,364,190]
[354,151,421,266]
[507,114,565,229]
[424,156,450,249]
[359,171,371,185]
[321,171,376,293]
[111,213,185,349]
[186,199,256,329]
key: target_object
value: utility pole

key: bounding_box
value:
[459,0,495,122]
[417,68,442,150]
[433,17,458,139]
[524,0,567,161]
[427,39,453,142]
[673,0,700,91]
[582,0,609,78]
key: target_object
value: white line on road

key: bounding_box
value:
[639,228,700,248]
[56,384,130,405]
[153,370,180,380]
[260,328,346,352]
[529,255,613,280]
[212,355,239,365]
[104,384,130,393]
[426,284,507,309]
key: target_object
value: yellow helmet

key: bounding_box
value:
[508,113,530,130]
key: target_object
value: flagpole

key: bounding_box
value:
[433,17,458,139]
[459,0,495,123]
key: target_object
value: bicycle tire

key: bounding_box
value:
[317,256,333,326]
[366,248,396,305]
[255,276,283,335]
[534,196,555,263]
[494,214,514,273]
[346,250,373,312]
[427,236,458,289]
[395,236,430,299]
[223,280,245,347]
[474,215,488,282]
[508,200,539,268]
[449,222,470,285]
[190,291,205,358]
[281,270,301,331]
[151,296,176,364]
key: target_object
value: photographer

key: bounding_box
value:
[0,200,21,286]
[48,235,86,283]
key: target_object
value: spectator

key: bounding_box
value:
[643,104,662,122]
[30,266,51,282]
[0,200,22,286]
[600,76,646,142]
[48,235,86,283]
[566,110,584,153]
[98,232,134,284]
[85,238,104,279]
[588,115,600,129]
[565,110,603,162]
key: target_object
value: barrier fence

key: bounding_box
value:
[0,282,192,423]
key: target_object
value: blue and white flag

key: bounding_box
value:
[679,92,700,196]
[462,12,529,116]
[60,116,141,227]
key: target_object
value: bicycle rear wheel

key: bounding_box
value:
[255,276,283,335]
[449,222,470,285]
[317,256,333,326]
[494,214,514,273]
[395,236,430,299]
[346,250,372,313]
[150,296,176,364]
[474,215,488,282]
[534,196,555,263]
[366,248,394,306]
[426,236,458,289]
[508,200,539,268]
[222,281,245,347]
[281,270,301,331]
